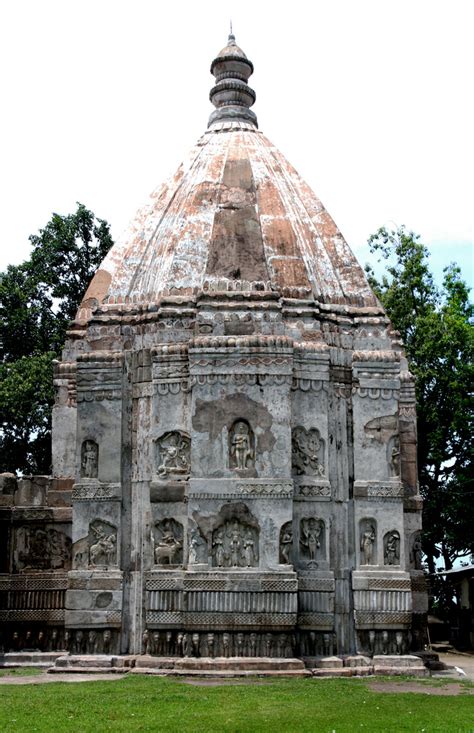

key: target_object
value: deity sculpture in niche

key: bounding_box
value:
[388,436,401,477]
[384,530,400,565]
[89,520,117,567]
[152,518,183,565]
[360,520,376,565]
[188,525,208,565]
[229,420,255,470]
[81,440,98,479]
[410,532,423,570]
[156,431,190,478]
[279,521,293,564]
[292,427,325,477]
[212,519,259,568]
[300,517,324,566]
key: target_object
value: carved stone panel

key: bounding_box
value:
[14,526,71,572]
[410,532,423,570]
[292,427,325,477]
[152,519,183,566]
[81,440,99,479]
[229,420,255,471]
[279,521,293,564]
[384,530,400,566]
[359,519,377,565]
[88,520,117,567]
[299,518,325,566]
[188,525,208,565]
[155,432,190,479]
[212,519,259,568]
[388,436,401,477]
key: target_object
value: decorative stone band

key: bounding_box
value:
[297,612,334,629]
[354,611,412,628]
[148,590,297,614]
[145,572,298,593]
[189,479,293,500]
[11,507,71,522]
[292,378,329,392]
[298,577,335,592]
[354,481,404,500]
[190,374,292,385]
[72,482,122,502]
[294,482,331,500]
[0,573,68,591]
[353,589,412,612]
[236,482,293,497]
[353,350,402,363]
[0,609,65,622]
[146,611,296,628]
[352,386,399,400]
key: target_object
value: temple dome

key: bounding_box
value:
[81,36,377,310]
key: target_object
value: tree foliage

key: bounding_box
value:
[0,203,113,474]
[365,226,473,577]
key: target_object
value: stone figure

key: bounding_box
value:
[411,533,423,570]
[300,517,323,564]
[389,436,401,477]
[188,526,208,564]
[142,630,150,655]
[360,523,376,565]
[89,521,117,566]
[15,525,72,572]
[384,530,400,565]
[156,431,190,478]
[229,420,254,470]
[152,519,183,565]
[212,518,259,568]
[81,440,98,479]
[102,629,111,655]
[279,522,293,564]
[292,427,325,476]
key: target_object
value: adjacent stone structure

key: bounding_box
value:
[0,34,427,663]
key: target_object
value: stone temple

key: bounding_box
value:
[0,34,427,672]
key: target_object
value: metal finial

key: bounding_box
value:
[229,20,235,42]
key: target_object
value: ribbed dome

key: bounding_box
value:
[81,36,377,310]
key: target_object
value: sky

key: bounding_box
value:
[0,0,472,288]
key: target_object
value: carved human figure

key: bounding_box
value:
[88,630,98,654]
[213,529,225,567]
[389,437,401,477]
[384,531,400,565]
[279,522,293,564]
[243,530,255,567]
[89,524,116,566]
[229,526,241,566]
[300,518,322,563]
[230,420,254,470]
[81,440,98,479]
[292,427,325,476]
[156,432,190,477]
[360,524,376,565]
[189,526,207,565]
[411,533,423,570]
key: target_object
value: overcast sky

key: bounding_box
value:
[0,0,472,288]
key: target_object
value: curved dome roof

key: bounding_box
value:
[82,36,377,309]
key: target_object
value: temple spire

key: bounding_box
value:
[208,33,258,128]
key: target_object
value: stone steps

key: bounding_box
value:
[0,652,65,668]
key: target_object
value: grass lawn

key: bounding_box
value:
[0,667,43,678]
[0,675,473,733]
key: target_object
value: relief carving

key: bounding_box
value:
[81,440,98,479]
[89,520,117,567]
[384,530,400,566]
[212,519,259,568]
[292,427,325,477]
[279,521,293,564]
[229,420,255,471]
[14,526,71,572]
[152,518,183,565]
[410,532,423,570]
[188,525,208,565]
[156,432,190,478]
[360,520,376,565]
[388,436,401,477]
[300,517,324,566]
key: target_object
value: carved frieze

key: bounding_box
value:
[152,519,183,566]
[88,520,117,567]
[155,432,190,479]
[212,519,259,568]
[384,530,401,566]
[72,483,121,502]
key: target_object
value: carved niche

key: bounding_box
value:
[279,521,293,564]
[152,518,183,566]
[299,517,324,566]
[360,519,377,565]
[155,431,190,479]
[88,520,117,567]
[212,519,259,568]
[384,530,400,566]
[14,526,72,572]
[188,525,208,565]
[292,427,325,477]
[229,419,255,471]
[81,440,99,479]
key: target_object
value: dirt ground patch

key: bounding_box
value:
[368,680,473,696]
[0,671,127,685]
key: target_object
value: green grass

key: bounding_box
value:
[0,667,43,678]
[0,675,473,732]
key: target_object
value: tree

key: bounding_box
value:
[0,203,113,474]
[365,226,473,581]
